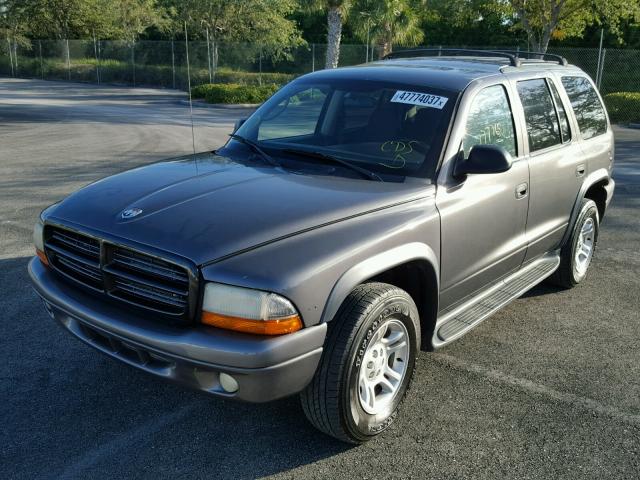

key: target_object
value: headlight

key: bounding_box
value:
[201,283,302,335]
[33,217,48,266]
[33,202,59,267]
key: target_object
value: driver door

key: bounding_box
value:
[436,83,530,310]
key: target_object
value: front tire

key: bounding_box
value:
[300,283,420,444]
[550,198,599,288]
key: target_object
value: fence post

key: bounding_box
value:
[13,40,18,71]
[131,42,136,87]
[596,29,604,88]
[258,48,262,86]
[206,28,212,83]
[312,43,315,72]
[7,38,15,77]
[171,40,176,89]
[65,39,70,80]
[93,32,100,84]
[39,40,44,79]
[597,48,606,91]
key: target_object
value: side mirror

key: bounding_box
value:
[453,144,513,178]
[233,118,247,133]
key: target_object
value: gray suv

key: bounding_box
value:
[30,50,615,443]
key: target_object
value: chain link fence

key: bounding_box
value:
[2,40,639,120]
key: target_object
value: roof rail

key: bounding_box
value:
[383,48,569,67]
[490,49,568,66]
[383,48,522,67]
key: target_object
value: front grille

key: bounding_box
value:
[105,247,190,316]
[44,226,194,320]
[46,229,103,290]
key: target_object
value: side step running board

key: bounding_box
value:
[433,254,560,348]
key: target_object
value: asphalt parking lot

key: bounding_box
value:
[1,77,639,479]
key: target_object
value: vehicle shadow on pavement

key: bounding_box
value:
[1,256,353,479]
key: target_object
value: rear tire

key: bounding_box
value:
[550,198,599,288]
[300,283,420,444]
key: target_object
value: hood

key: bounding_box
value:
[48,152,431,265]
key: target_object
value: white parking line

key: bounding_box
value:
[435,353,640,426]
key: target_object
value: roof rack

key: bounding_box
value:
[382,48,568,67]
[383,48,521,66]
[490,49,568,66]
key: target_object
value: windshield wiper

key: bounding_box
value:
[229,133,281,167]
[282,148,383,182]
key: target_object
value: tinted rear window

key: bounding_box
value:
[560,76,607,140]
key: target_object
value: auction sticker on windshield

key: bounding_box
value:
[390,91,448,109]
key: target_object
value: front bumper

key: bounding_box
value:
[28,258,326,402]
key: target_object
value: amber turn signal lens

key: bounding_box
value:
[36,248,49,266]
[201,311,303,336]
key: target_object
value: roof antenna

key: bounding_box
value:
[184,21,197,158]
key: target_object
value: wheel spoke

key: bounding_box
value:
[385,365,403,382]
[386,340,407,356]
[359,377,376,410]
[378,376,396,394]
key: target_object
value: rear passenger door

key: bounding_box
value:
[514,77,584,262]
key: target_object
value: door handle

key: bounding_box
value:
[515,182,528,199]
[576,164,586,177]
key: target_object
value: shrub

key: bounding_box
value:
[191,83,279,104]
[214,68,295,86]
[604,92,640,123]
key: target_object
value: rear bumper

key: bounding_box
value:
[28,258,326,402]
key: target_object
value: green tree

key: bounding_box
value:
[351,0,425,58]
[512,0,640,53]
[112,0,168,44]
[305,0,352,68]
[421,0,520,47]
[168,0,302,70]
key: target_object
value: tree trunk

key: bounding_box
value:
[325,6,343,69]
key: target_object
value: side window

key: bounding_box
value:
[548,80,571,143]
[462,85,517,158]
[258,87,328,141]
[560,76,607,140]
[517,79,562,152]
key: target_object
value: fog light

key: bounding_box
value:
[219,373,238,393]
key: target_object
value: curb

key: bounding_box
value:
[628,123,640,130]
[178,99,259,109]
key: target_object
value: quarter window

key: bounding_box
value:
[517,79,562,152]
[560,76,607,140]
[462,85,517,158]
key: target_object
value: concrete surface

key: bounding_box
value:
[1,78,639,479]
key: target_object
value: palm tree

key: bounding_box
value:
[306,0,352,69]
[351,0,424,58]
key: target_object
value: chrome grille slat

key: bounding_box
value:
[103,265,188,296]
[112,279,187,309]
[51,231,100,257]
[44,226,192,319]
[46,243,100,270]
[112,251,188,283]
[57,256,102,282]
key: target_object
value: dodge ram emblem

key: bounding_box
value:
[121,207,143,219]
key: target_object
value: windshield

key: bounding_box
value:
[233,78,457,180]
